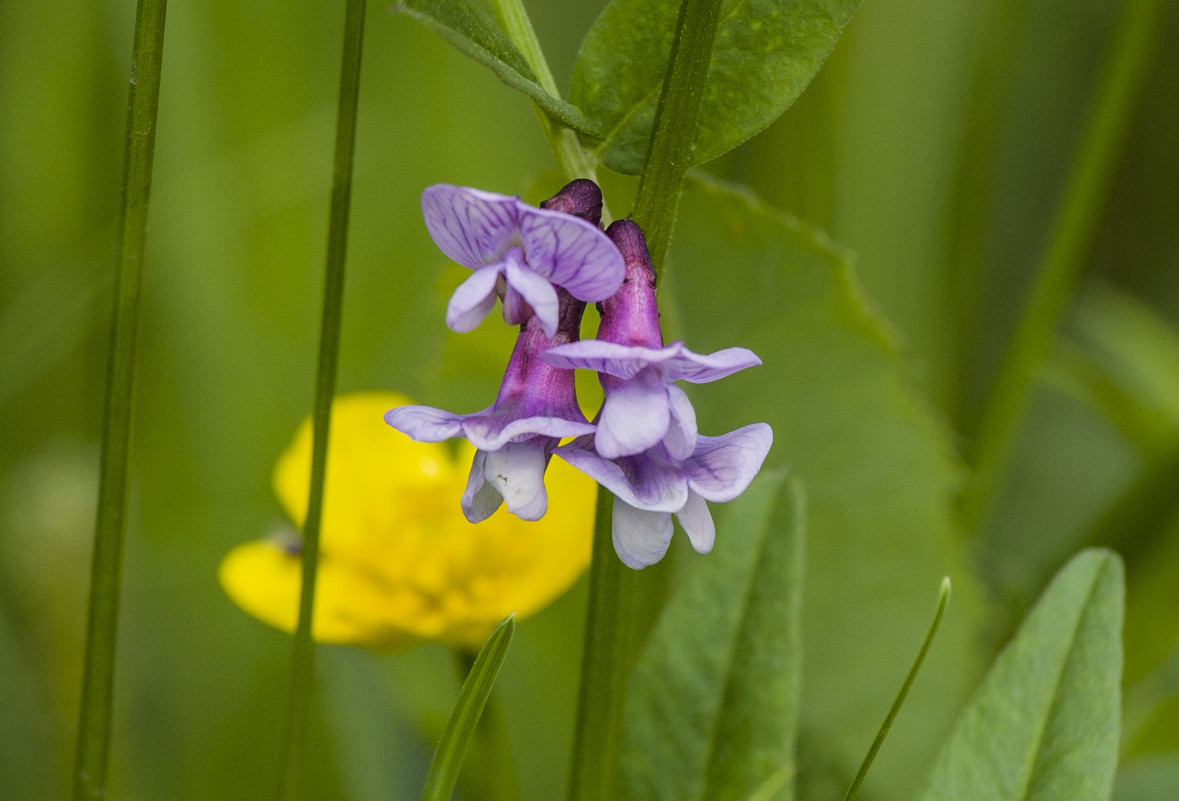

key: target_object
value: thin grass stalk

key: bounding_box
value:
[277,1,367,797]
[71,1,168,798]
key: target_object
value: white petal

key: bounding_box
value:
[483,441,549,521]
[675,491,715,554]
[503,256,559,336]
[663,384,698,461]
[596,372,669,459]
[446,265,503,332]
[611,497,674,569]
[461,451,503,523]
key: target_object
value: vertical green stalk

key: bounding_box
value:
[566,489,639,801]
[278,1,366,798]
[964,0,1168,531]
[71,2,167,799]
[631,0,724,274]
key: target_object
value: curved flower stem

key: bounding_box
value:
[631,0,724,276]
[566,490,639,801]
[488,0,602,186]
[278,1,366,798]
[963,0,1168,532]
[71,2,167,799]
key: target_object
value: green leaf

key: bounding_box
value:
[668,177,983,798]
[1113,755,1179,801]
[622,472,804,801]
[570,0,861,173]
[396,0,603,137]
[916,549,1124,801]
[421,614,516,801]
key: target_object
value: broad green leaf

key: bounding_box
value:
[622,472,804,801]
[669,177,983,799]
[916,549,1124,801]
[396,0,603,137]
[570,0,861,173]
[422,614,515,801]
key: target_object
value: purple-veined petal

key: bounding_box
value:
[663,384,698,461]
[675,491,715,554]
[556,442,687,512]
[446,265,503,332]
[612,498,674,569]
[503,256,560,336]
[462,414,593,452]
[519,207,625,301]
[483,441,549,520]
[684,423,774,503]
[660,344,762,383]
[422,185,520,268]
[385,404,471,442]
[596,371,669,459]
[461,451,503,523]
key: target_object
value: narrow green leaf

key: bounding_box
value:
[422,613,516,801]
[842,578,951,801]
[571,0,860,173]
[622,472,804,801]
[916,549,1124,801]
[397,0,604,137]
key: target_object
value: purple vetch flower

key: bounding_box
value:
[542,219,761,460]
[422,181,624,337]
[385,291,593,522]
[556,424,773,569]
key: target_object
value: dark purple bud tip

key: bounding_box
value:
[597,219,661,348]
[605,219,656,284]
[540,179,604,227]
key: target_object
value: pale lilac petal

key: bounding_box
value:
[483,441,549,520]
[541,340,664,380]
[446,265,503,332]
[461,451,503,523]
[596,372,669,459]
[385,404,472,442]
[462,414,594,451]
[556,443,687,511]
[500,283,532,328]
[503,256,560,336]
[422,185,519,268]
[663,384,698,461]
[675,491,715,554]
[519,207,625,301]
[612,498,674,569]
[660,344,762,383]
[684,423,774,502]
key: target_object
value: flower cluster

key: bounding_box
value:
[387,180,772,568]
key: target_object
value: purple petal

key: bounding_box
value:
[503,255,560,336]
[422,185,519,268]
[519,207,625,301]
[482,441,549,520]
[462,414,593,452]
[660,344,762,383]
[446,265,503,332]
[541,340,665,379]
[596,372,669,459]
[612,497,674,569]
[663,384,698,461]
[684,423,774,503]
[675,491,715,554]
[384,405,470,442]
[462,450,503,523]
[556,442,687,511]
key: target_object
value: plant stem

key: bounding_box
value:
[631,0,724,275]
[278,1,366,797]
[566,489,639,801]
[71,2,167,799]
[488,0,601,184]
[964,0,1168,531]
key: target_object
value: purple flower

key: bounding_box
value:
[385,292,593,522]
[542,219,761,460]
[556,424,773,569]
[422,181,624,337]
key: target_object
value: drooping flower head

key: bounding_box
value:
[219,393,596,649]
[422,180,624,336]
[386,290,593,522]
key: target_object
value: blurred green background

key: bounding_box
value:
[2,1,1177,800]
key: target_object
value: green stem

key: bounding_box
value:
[278,1,366,797]
[566,488,638,801]
[71,2,167,799]
[488,0,600,184]
[631,0,724,275]
[964,0,1168,531]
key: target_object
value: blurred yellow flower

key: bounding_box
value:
[219,392,595,649]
